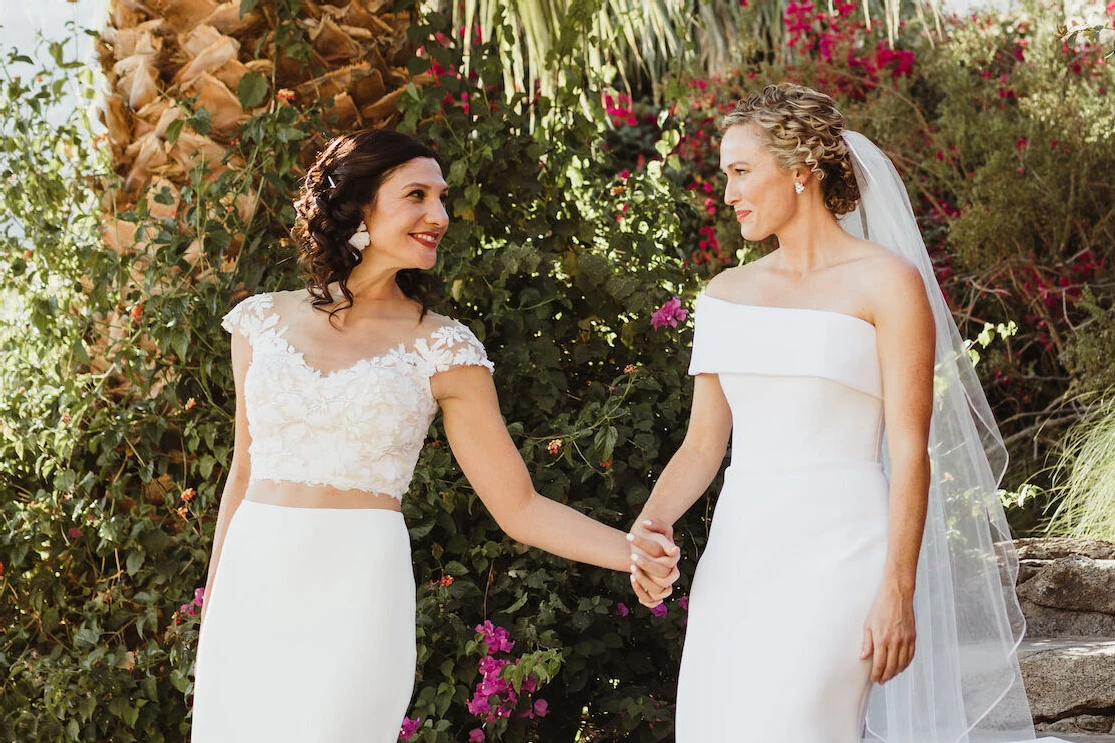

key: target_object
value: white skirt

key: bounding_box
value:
[191,500,416,743]
[675,461,890,742]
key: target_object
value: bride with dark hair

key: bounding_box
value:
[191,129,681,743]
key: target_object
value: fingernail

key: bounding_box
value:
[625,533,634,542]
[643,519,653,526]
[631,553,640,561]
[630,565,637,573]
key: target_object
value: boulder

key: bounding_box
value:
[1017,558,1115,615]
[1015,538,1115,561]
[1019,639,1115,721]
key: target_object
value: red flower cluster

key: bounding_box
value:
[782,0,917,99]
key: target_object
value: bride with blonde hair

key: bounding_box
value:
[630,83,1039,743]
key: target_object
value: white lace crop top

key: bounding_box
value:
[221,293,494,500]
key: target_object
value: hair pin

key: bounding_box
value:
[327,175,337,189]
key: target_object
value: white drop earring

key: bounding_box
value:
[794,181,805,195]
[348,220,370,251]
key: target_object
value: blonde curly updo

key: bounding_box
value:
[720,83,860,216]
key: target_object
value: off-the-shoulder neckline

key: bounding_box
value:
[699,293,876,332]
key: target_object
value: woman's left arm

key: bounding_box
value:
[863,257,936,684]
[432,364,680,604]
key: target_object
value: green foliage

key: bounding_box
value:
[0,33,309,743]
[1045,396,1115,540]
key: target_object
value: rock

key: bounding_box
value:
[1017,558,1115,615]
[1023,601,1115,638]
[1019,638,1115,721]
[1015,538,1115,561]
[1036,714,1115,735]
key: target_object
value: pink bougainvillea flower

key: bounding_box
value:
[475,620,515,654]
[615,601,630,617]
[651,297,689,329]
[398,716,421,740]
[533,699,549,717]
[650,602,668,618]
[468,729,485,743]
[193,587,205,607]
[467,695,492,716]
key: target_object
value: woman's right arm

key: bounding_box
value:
[200,331,253,623]
[635,373,732,528]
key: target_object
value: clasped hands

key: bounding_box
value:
[625,518,681,609]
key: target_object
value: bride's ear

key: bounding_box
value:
[792,168,809,194]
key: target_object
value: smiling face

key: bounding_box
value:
[720,124,801,242]
[361,157,449,271]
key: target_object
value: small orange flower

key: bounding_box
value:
[181,488,196,503]
[184,397,197,411]
[547,439,562,455]
[0,561,5,577]
[276,88,296,104]
[440,575,454,587]
[624,364,637,374]
[176,506,188,518]
[599,460,612,468]
[130,304,144,323]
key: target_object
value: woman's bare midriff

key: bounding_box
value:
[244,480,401,511]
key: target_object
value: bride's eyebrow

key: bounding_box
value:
[400,182,449,192]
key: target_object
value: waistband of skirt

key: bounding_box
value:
[238,498,407,518]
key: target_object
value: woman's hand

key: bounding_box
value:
[627,518,680,608]
[861,583,916,683]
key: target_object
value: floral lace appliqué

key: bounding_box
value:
[221,294,493,500]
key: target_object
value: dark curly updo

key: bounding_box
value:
[292,129,445,318]
[720,84,860,216]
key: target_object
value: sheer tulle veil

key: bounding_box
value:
[838,132,1035,743]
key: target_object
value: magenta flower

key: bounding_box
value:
[650,297,689,329]
[533,699,549,717]
[650,603,668,618]
[477,656,509,677]
[398,716,421,740]
[678,595,689,611]
[68,527,82,539]
[468,729,485,743]
[467,695,491,716]
[475,620,515,654]
[193,587,205,608]
[614,601,630,617]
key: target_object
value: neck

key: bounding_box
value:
[339,262,408,304]
[770,204,846,275]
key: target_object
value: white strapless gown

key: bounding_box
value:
[676,295,1053,743]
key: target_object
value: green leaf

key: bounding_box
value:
[165,119,184,146]
[239,0,259,17]
[126,550,144,577]
[237,72,269,110]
